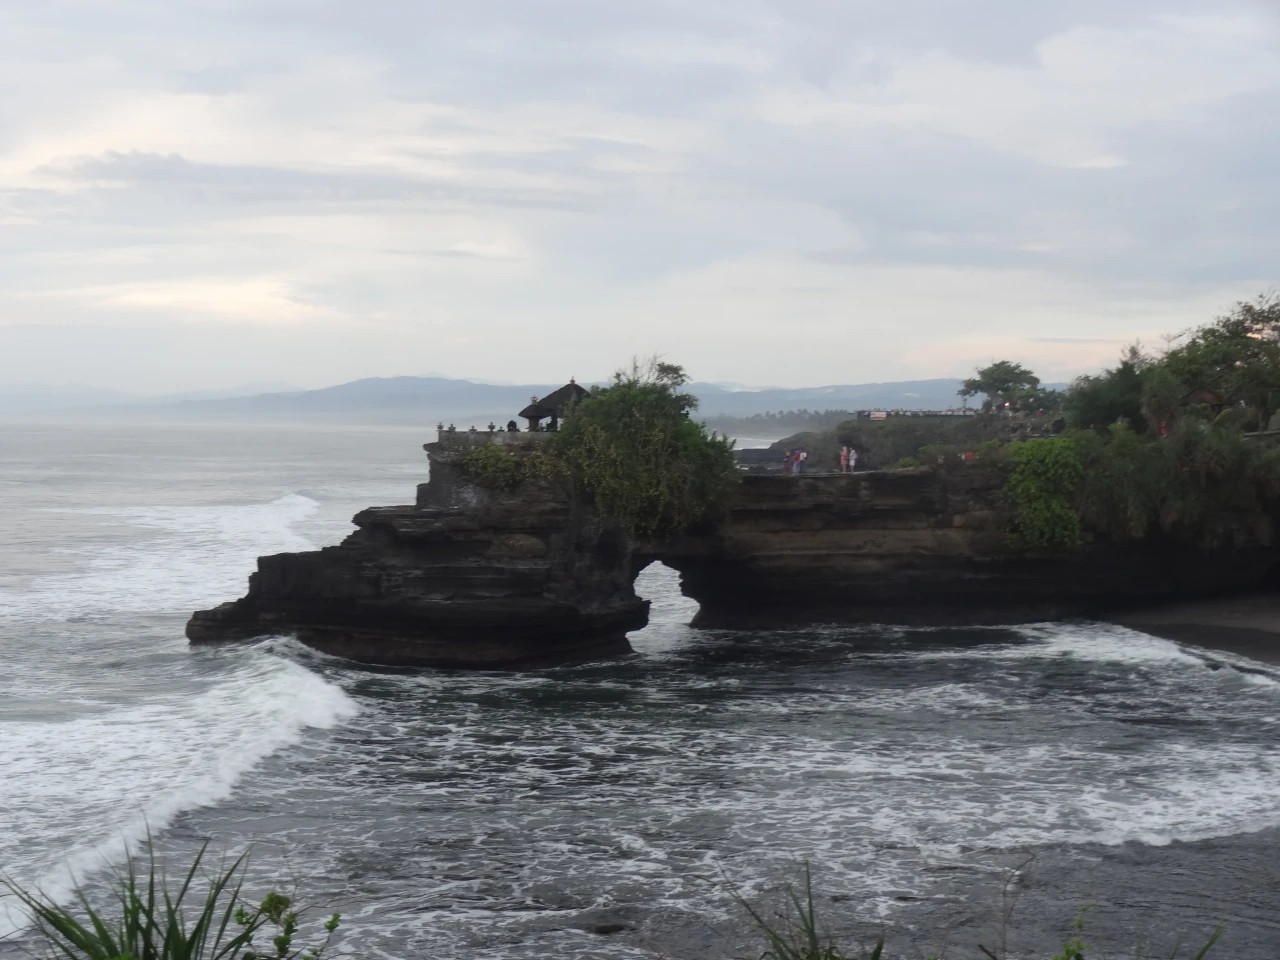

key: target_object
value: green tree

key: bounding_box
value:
[1064,344,1149,430]
[1161,294,1280,425]
[959,360,1042,413]
[551,359,738,539]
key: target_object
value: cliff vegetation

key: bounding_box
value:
[788,294,1280,550]
[461,360,738,539]
[550,360,738,538]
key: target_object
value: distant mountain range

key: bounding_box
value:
[0,381,300,415]
[2,375,977,426]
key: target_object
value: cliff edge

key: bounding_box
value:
[187,435,1280,667]
[187,434,647,666]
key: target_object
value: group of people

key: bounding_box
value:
[782,447,808,475]
[779,446,859,475]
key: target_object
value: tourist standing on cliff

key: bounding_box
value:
[839,446,849,473]
[782,449,792,475]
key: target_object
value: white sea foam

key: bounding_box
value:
[0,649,357,940]
[7,431,1280,958]
[1016,621,1209,668]
[880,621,1220,672]
[0,494,322,621]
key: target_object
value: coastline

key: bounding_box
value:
[1110,591,1280,666]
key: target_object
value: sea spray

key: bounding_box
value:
[0,649,357,941]
[0,495,323,623]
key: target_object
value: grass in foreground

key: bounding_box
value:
[733,863,1223,960]
[2,841,339,960]
[5,845,1224,960]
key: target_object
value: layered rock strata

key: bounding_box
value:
[187,437,646,666]
[189,439,1279,666]
[654,468,1277,627]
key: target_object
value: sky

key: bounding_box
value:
[1,0,1278,394]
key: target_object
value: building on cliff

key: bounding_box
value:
[519,379,588,432]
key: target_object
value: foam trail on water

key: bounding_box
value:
[0,650,358,940]
[0,494,322,621]
[1018,621,1209,667]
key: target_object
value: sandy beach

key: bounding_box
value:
[1111,591,1280,665]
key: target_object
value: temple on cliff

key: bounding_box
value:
[519,379,587,431]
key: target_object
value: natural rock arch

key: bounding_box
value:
[188,434,1280,668]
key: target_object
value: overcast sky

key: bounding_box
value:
[1,0,1277,393]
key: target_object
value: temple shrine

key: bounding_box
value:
[518,378,588,431]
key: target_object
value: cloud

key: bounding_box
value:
[1029,336,1130,345]
[0,0,1277,391]
[11,275,332,325]
[754,10,1280,168]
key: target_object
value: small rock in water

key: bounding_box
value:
[591,923,630,935]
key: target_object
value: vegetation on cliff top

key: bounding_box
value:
[808,294,1280,549]
[459,359,738,539]
[959,359,1061,414]
[551,359,738,539]
[466,296,1280,549]
[1025,295,1280,548]
[1003,438,1086,548]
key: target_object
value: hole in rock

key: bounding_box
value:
[626,561,700,655]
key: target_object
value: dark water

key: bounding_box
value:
[2,422,1279,958]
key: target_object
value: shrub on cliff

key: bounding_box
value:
[460,443,528,490]
[460,442,553,491]
[1004,436,1087,548]
[1000,421,1280,549]
[1079,420,1280,547]
[1063,345,1147,431]
[551,360,738,539]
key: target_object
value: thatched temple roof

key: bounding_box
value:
[519,380,587,420]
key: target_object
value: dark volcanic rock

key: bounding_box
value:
[654,468,1278,628]
[188,438,1280,667]
[187,435,647,666]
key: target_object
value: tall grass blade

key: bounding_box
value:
[2,841,338,960]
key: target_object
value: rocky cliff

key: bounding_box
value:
[187,435,646,666]
[655,467,1277,627]
[188,437,1279,667]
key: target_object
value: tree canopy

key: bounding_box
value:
[958,361,1042,412]
[1062,344,1147,430]
[1161,294,1280,424]
[1059,295,1280,433]
[551,359,738,539]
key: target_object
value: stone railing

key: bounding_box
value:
[428,427,554,452]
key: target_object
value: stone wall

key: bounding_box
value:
[429,428,553,452]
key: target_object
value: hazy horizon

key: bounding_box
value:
[0,370,1006,402]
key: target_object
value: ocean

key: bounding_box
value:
[2,421,1279,959]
